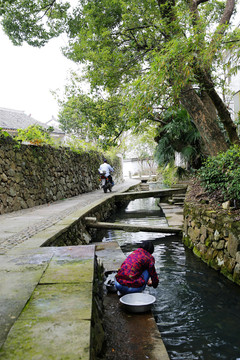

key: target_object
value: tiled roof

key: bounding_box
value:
[0,107,64,134]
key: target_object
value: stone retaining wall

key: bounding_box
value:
[0,137,123,215]
[44,197,117,247]
[183,201,240,286]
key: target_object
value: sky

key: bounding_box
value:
[0,28,78,123]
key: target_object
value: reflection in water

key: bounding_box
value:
[94,191,240,360]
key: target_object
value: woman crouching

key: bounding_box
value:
[115,240,159,295]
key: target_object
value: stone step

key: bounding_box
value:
[172,195,186,199]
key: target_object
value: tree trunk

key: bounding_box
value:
[196,68,240,145]
[180,85,229,156]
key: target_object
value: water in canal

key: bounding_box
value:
[94,184,240,360]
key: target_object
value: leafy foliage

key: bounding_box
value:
[58,88,127,149]
[198,146,240,204]
[16,125,55,146]
[0,127,12,138]
[64,136,102,154]
[0,0,71,46]
[154,108,203,168]
[2,0,240,155]
[15,125,106,157]
[159,162,178,187]
[117,126,157,158]
[59,0,239,154]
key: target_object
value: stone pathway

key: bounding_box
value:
[0,180,139,254]
[0,180,140,358]
[0,179,183,359]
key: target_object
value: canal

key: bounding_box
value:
[94,184,240,360]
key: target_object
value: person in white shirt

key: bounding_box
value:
[98,159,114,184]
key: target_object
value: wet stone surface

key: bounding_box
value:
[101,292,167,360]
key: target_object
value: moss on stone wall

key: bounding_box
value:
[183,196,240,286]
[0,138,123,215]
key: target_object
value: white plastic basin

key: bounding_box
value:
[120,293,156,313]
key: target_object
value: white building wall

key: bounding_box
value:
[175,152,187,168]
[122,158,158,178]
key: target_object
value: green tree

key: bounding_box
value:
[62,0,240,156]
[16,125,55,146]
[2,0,240,156]
[0,0,71,46]
[57,84,127,149]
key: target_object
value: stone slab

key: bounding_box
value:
[87,221,182,233]
[0,319,91,360]
[95,241,126,272]
[51,245,95,260]
[40,258,94,284]
[0,246,95,353]
[0,259,50,348]
[20,283,93,321]
[0,252,52,271]
[160,204,184,227]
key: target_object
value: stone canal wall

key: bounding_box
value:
[0,137,123,215]
[44,197,117,247]
[183,201,240,286]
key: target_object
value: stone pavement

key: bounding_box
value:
[0,179,178,359]
[0,245,95,359]
[0,179,139,255]
[0,179,140,358]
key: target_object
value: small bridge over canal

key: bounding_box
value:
[84,186,187,235]
[85,218,182,234]
[84,188,186,234]
[84,187,186,234]
[114,187,186,202]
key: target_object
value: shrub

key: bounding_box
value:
[198,145,240,205]
[16,125,55,146]
[161,163,178,187]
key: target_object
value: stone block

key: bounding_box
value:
[188,226,201,243]
[223,256,236,274]
[205,247,214,261]
[200,234,206,244]
[216,240,225,250]
[199,243,207,255]
[214,230,220,241]
[200,225,207,238]
[236,251,240,264]
[0,318,91,360]
[40,258,94,284]
[228,233,240,258]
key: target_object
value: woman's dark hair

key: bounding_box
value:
[140,240,154,254]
